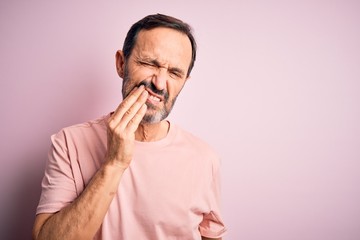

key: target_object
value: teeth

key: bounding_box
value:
[149,95,160,102]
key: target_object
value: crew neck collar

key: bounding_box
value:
[104,113,177,148]
[135,120,177,148]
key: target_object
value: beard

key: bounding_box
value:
[121,68,178,124]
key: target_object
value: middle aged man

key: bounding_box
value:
[33,14,227,240]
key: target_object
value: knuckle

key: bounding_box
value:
[128,118,136,126]
[113,125,124,135]
[119,100,127,108]
[123,94,136,106]
[108,120,117,130]
[124,109,132,116]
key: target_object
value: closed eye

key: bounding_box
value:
[138,60,156,67]
[169,70,183,79]
[136,59,185,79]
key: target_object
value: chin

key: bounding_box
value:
[141,114,163,124]
[141,110,170,124]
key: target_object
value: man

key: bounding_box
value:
[32,14,227,240]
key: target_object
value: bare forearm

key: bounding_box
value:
[35,162,125,240]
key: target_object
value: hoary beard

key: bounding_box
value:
[121,68,178,124]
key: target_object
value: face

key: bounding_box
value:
[116,27,192,124]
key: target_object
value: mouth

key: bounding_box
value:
[148,94,161,102]
[145,88,164,104]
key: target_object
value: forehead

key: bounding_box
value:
[132,27,192,70]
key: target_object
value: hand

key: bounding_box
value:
[105,85,148,169]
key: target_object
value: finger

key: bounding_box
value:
[114,85,144,116]
[117,89,148,129]
[127,104,147,132]
[109,85,146,126]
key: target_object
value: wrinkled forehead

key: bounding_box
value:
[132,28,192,71]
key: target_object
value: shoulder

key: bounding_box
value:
[172,123,221,168]
[174,125,214,150]
[51,114,109,147]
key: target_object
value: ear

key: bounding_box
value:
[115,50,126,78]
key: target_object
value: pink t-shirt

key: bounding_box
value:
[37,114,227,239]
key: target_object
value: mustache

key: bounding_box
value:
[138,80,169,101]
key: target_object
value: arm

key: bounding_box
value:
[33,161,126,240]
[32,86,149,240]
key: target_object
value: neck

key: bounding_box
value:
[135,120,169,142]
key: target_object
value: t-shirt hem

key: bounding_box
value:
[36,205,65,215]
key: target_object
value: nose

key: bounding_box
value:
[151,67,167,91]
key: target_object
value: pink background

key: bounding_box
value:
[1,1,359,239]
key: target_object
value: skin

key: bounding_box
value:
[32,27,221,240]
[118,27,192,138]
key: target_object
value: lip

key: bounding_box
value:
[145,88,164,103]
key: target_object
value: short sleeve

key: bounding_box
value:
[36,131,78,214]
[199,158,227,238]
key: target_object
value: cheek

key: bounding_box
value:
[169,81,185,96]
[131,66,155,80]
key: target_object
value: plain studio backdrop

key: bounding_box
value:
[1,1,359,239]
